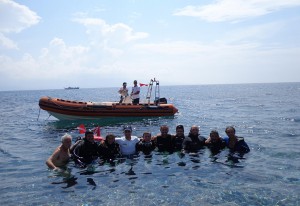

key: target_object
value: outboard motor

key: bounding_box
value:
[155,97,167,104]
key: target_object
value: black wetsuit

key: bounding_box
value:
[206,139,226,155]
[136,140,156,155]
[72,139,98,165]
[223,136,250,154]
[156,134,174,153]
[98,141,121,161]
[173,135,185,151]
[182,134,206,152]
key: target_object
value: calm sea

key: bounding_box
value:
[0,83,299,206]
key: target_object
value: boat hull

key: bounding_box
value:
[39,96,178,120]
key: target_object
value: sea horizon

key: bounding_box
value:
[1,80,300,92]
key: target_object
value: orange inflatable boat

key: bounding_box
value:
[38,79,178,120]
[39,97,178,120]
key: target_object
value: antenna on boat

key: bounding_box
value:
[37,108,41,121]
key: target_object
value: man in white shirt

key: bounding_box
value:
[115,126,139,156]
[118,82,129,103]
[131,80,140,104]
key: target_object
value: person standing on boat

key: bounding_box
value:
[46,133,72,172]
[118,82,129,103]
[115,126,140,157]
[131,80,140,104]
[223,126,250,154]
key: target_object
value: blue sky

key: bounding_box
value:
[1,0,300,91]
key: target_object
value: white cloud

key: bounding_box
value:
[0,0,40,49]
[1,33,299,90]
[0,37,90,81]
[222,21,285,46]
[134,40,261,56]
[0,32,18,49]
[0,0,40,33]
[73,17,148,46]
[47,37,89,61]
[0,3,299,91]
[173,0,300,22]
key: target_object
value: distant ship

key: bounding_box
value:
[64,87,79,90]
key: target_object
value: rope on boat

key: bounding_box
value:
[37,108,41,121]
[46,114,52,120]
[37,108,52,121]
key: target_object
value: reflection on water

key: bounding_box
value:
[50,149,248,192]
[43,115,176,129]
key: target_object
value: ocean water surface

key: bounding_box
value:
[0,83,300,205]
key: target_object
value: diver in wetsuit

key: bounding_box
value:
[173,125,185,151]
[136,132,156,156]
[154,125,174,153]
[182,125,206,153]
[72,130,98,167]
[98,134,121,164]
[205,130,226,155]
[223,126,250,154]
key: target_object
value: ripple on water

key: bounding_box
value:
[1,84,300,205]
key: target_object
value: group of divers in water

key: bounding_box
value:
[46,125,250,173]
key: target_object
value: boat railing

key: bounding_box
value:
[146,78,160,105]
